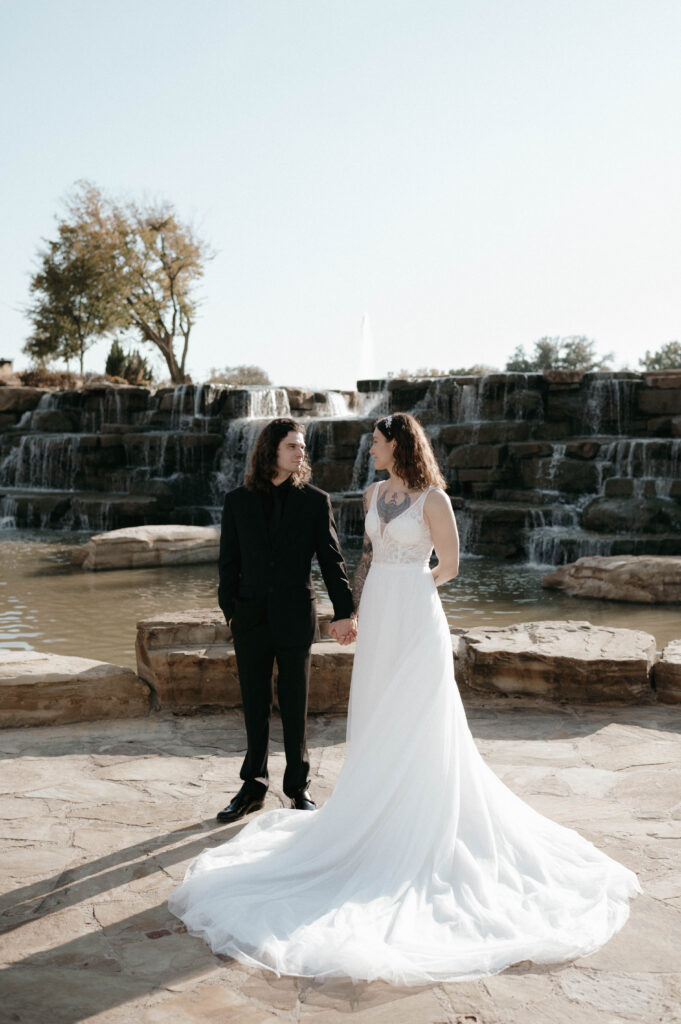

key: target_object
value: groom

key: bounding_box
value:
[216,417,357,822]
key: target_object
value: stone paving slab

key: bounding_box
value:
[1,705,680,1023]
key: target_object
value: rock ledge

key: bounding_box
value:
[72,524,220,571]
[542,555,681,604]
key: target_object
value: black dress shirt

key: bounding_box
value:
[263,476,292,541]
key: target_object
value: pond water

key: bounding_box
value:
[1,531,679,670]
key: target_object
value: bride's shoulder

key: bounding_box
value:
[423,486,452,514]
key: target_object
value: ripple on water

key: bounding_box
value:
[1,532,679,669]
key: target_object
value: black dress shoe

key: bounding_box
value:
[216,790,265,823]
[290,788,316,811]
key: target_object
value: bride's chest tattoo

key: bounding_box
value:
[377,489,411,523]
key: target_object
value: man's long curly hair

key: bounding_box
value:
[375,412,447,490]
[245,418,311,492]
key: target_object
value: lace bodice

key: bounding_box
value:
[366,484,435,565]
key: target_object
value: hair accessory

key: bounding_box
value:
[383,415,393,433]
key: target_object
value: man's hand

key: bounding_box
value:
[329,617,357,646]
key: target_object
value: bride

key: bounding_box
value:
[168,412,640,985]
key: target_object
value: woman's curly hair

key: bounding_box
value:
[375,412,447,490]
[245,418,311,491]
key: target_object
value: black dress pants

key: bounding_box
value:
[231,602,311,799]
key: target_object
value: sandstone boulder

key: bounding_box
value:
[654,640,681,703]
[457,620,656,702]
[133,609,660,713]
[448,444,507,468]
[72,524,220,570]
[642,370,681,389]
[440,421,530,445]
[135,604,342,712]
[637,386,681,416]
[581,497,681,535]
[542,555,681,604]
[0,386,48,413]
[30,410,78,432]
[0,651,150,727]
[135,609,233,710]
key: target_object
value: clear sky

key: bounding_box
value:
[1,0,680,390]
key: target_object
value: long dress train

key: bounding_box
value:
[168,485,641,985]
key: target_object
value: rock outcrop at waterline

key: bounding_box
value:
[3,614,680,727]
[133,611,668,715]
[655,640,681,703]
[71,524,220,570]
[542,555,681,603]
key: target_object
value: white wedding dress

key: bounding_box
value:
[168,485,641,985]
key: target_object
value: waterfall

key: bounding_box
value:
[456,508,482,556]
[170,384,191,430]
[582,375,637,435]
[304,420,333,463]
[357,390,389,417]
[14,392,58,431]
[211,419,269,500]
[0,495,18,528]
[0,434,82,490]
[332,494,366,543]
[234,388,291,419]
[350,433,375,491]
[502,373,527,420]
[319,392,351,417]
[595,438,681,498]
[524,505,581,565]
[457,382,483,423]
[545,443,566,486]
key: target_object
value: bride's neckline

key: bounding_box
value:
[373,482,431,538]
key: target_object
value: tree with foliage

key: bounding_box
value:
[638,341,681,371]
[105,339,154,383]
[110,190,211,383]
[207,364,272,385]
[25,188,121,374]
[506,336,613,372]
[387,364,497,379]
[446,364,497,376]
[105,339,127,377]
[24,181,212,384]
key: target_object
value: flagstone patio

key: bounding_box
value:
[1,702,680,1024]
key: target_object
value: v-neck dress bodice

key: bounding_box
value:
[366,483,435,566]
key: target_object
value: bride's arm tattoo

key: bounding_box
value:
[352,490,373,609]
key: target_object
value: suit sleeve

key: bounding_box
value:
[314,493,355,621]
[217,495,240,623]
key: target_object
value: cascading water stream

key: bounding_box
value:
[350,433,375,491]
[1,370,679,564]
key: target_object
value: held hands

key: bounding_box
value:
[329,616,357,646]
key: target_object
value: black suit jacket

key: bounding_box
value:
[218,482,354,648]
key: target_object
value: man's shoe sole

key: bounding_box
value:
[216,799,264,823]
